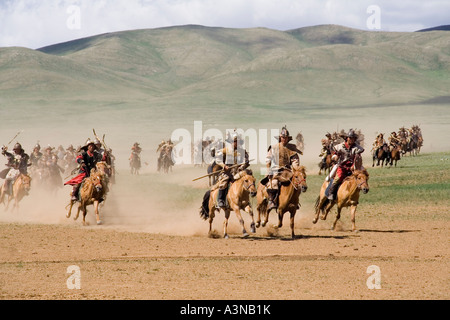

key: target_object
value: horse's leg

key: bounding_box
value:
[321,201,335,221]
[233,208,248,238]
[350,205,358,232]
[66,202,73,218]
[255,204,261,228]
[313,196,322,224]
[94,200,102,225]
[74,204,81,221]
[223,209,230,239]
[6,194,12,211]
[276,209,284,228]
[289,210,296,239]
[245,205,256,233]
[208,207,215,236]
[82,205,88,226]
[331,206,342,231]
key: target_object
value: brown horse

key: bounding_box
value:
[372,144,390,167]
[256,166,308,239]
[0,173,32,211]
[389,145,401,167]
[66,169,108,225]
[318,154,333,175]
[313,169,369,232]
[200,169,257,238]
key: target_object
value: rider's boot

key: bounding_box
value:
[217,188,227,208]
[327,181,339,201]
[71,185,80,202]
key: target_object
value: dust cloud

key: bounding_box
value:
[0,105,448,237]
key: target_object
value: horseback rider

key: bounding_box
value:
[1,143,31,195]
[129,142,142,170]
[372,133,385,153]
[319,133,333,167]
[388,131,401,152]
[30,143,43,167]
[64,139,105,201]
[326,129,364,201]
[157,139,175,172]
[214,131,250,208]
[265,126,303,210]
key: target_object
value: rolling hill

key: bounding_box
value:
[1,24,449,108]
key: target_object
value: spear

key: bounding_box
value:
[192,160,254,181]
[92,128,108,150]
[7,130,23,146]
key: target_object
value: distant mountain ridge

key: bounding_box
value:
[417,25,450,32]
[1,24,449,108]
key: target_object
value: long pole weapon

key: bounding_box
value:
[5,130,24,147]
[192,160,254,181]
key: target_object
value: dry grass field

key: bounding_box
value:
[0,152,448,301]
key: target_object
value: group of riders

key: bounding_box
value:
[0,137,117,206]
[371,125,423,164]
[128,140,175,174]
[202,126,365,214]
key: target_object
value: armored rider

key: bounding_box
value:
[214,131,250,208]
[327,129,365,201]
[1,143,31,195]
[265,126,303,210]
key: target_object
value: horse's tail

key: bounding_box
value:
[199,190,211,220]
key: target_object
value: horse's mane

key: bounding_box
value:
[296,165,307,177]
[351,169,369,178]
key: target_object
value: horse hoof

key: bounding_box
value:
[255,222,260,228]
[97,220,102,225]
[242,233,249,238]
[224,234,229,239]
[312,218,318,224]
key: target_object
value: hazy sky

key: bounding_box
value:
[1,0,449,49]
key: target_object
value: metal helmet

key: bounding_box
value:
[13,143,22,151]
[347,129,358,139]
[278,126,292,142]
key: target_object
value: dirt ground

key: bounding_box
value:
[0,163,448,300]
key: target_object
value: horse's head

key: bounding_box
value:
[354,169,370,194]
[241,169,257,197]
[90,171,104,193]
[20,174,32,192]
[292,166,308,192]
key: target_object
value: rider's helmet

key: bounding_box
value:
[13,143,23,153]
[278,126,292,142]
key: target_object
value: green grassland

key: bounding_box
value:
[0,24,449,169]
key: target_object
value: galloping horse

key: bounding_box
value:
[389,145,401,167]
[0,173,32,211]
[66,168,108,225]
[372,144,390,167]
[129,152,141,175]
[256,166,308,239]
[318,154,333,175]
[313,169,369,232]
[160,148,174,173]
[200,169,257,239]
